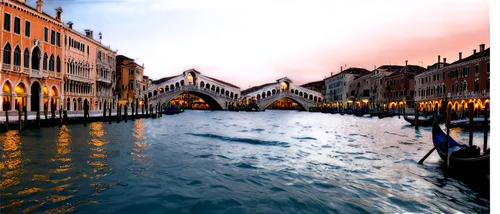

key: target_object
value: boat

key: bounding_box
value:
[449,117,490,128]
[431,120,489,174]
[345,109,354,115]
[339,109,345,115]
[403,114,435,126]
[377,112,394,119]
[354,109,367,117]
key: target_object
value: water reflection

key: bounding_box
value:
[50,126,73,173]
[0,130,24,194]
[88,122,109,180]
[131,119,151,176]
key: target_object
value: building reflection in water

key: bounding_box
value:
[88,122,109,181]
[0,130,24,191]
[131,119,151,176]
[169,93,209,110]
[267,98,302,110]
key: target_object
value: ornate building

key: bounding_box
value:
[116,55,144,106]
[95,37,116,110]
[1,0,64,112]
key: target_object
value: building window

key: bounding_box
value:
[474,79,479,92]
[3,43,11,64]
[14,17,20,34]
[486,62,490,73]
[49,55,54,71]
[51,30,56,45]
[56,56,61,72]
[23,48,29,68]
[56,32,61,47]
[129,80,134,90]
[43,53,48,70]
[64,35,67,47]
[13,46,21,66]
[129,69,134,75]
[4,13,11,31]
[25,21,30,37]
[475,64,479,75]
[44,27,48,42]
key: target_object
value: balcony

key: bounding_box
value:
[23,67,31,74]
[448,91,490,100]
[97,76,112,84]
[2,63,11,71]
[65,74,93,83]
[29,69,48,78]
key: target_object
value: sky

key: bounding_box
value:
[35,0,490,89]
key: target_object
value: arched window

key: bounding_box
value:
[3,43,11,64]
[43,53,48,70]
[49,54,54,71]
[13,46,21,66]
[23,48,29,68]
[56,56,61,72]
[486,78,490,91]
[474,79,479,92]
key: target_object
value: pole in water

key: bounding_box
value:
[59,107,63,127]
[36,110,41,129]
[468,102,474,147]
[109,104,112,124]
[103,101,107,122]
[18,103,22,131]
[446,104,451,168]
[84,107,87,127]
[418,148,435,165]
[117,104,121,123]
[125,104,128,123]
[483,102,489,154]
[415,103,419,128]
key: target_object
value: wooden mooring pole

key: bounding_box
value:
[103,101,107,122]
[5,110,9,131]
[84,107,88,127]
[36,110,41,129]
[136,99,139,118]
[18,103,22,131]
[483,103,489,153]
[446,104,451,168]
[415,103,419,128]
[468,102,474,147]
[117,104,121,123]
[125,104,128,123]
[108,104,112,124]
[59,107,63,127]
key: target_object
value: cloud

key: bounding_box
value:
[39,0,489,89]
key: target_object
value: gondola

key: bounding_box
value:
[339,109,345,115]
[403,114,435,126]
[377,112,394,119]
[345,109,354,115]
[431,120,489,174]
[354,109,367,117]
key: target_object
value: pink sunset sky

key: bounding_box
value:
[50,0,490,89]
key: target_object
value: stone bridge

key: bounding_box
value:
[241,77,323,111]
[147,69,240,110]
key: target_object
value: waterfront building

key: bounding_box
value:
[95,33,117,110]
[414,44,490,113]
[382,62,426,109]
[348,71,373,109]
[1,0,64,112]
[324,67,370,109]
[370,65,403,109]
[62,24,97,111]
[116,55,145,107]
[300,80,324,95]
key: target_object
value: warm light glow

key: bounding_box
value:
[50,87,57,96]
[43,87,49,96]
[3,82,12,93]
[15,84,25,94]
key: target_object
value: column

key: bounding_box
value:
[39,94,43,112]
[27,95,31,112]
[48,95,52,111]
[11,94,16,111]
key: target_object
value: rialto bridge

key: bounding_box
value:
[240,77,323,111]
[147,71,324,111]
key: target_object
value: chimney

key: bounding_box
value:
[99,32,102,43]
[480,44,485,52]
[36,0,43,13]
[438,55,441,68]
[55,7,63,22]
[405,60,408,66]
[67,21,73,29]
[84,29,94,39]
[330,72,333,76]
[443,58,446,67]
[459,52,462,60]
[473,49,477,54]
[341,66,343,72]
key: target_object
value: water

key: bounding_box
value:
[0,110,490,213]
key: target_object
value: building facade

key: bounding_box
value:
[95,37,116,110]
[348,72,372,109]
[414,44,490,113]
[370,65,403,109]
[1,0,64,113]
[382,63,426,109]
[324,67,370,109]
[116,55,144,106]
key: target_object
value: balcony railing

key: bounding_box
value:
[23,67,31,74]
[13,65,21,73]
[29,69,47,78]
[415,90,489,101]
[97,76,112,84]
[3,63,11,71]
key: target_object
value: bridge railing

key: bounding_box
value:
[150,85,239,102]
[257,91,317,104]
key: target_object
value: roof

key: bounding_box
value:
[152,75,182,85]
[387,65,427,77]
[376,65,405,72]
[300,80,324,87]
[204,76,240,89]
[354,71,374,80]
[451,48,490,65]
[341,67,372,75]
[241,82,276,95]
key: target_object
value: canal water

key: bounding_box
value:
[1,110,490,213]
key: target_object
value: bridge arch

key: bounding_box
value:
[153,89,225,110]
[259,95,307,111]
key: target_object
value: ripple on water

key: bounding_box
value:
[185,133,290,147]
[292,137,317,140]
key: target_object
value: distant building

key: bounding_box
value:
[324,67,371,109]
[370,65,404,108]
[414,44,490,113]
[116,55,145,106]
[382,62,426,109]
[348,71,373,109]
[300,80,324,95]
